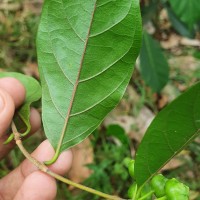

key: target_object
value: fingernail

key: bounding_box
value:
[0,93,5,112]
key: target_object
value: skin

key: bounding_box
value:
[0,78,73,200]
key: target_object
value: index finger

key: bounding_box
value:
[0,77,26,108]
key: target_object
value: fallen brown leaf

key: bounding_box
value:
[0,3,21,11]
[161,151,190,171]
[104,106,155,143]
[161,158,184,171]
[160,34,181,49]
[68,138,93,185]
[180,37,200,47]
[158,94,168,109]
[23,62,40,79]
[169,55,200,73]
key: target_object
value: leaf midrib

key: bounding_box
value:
[139,129,200,187]
[144,33,159,85]
[56,1,98,154]
[137,88,200,186]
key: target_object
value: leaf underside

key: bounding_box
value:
[135,82,200,187]
[37,0,142,159]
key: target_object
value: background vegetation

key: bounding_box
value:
[0,0,200,199]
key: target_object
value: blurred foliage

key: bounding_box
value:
[0,0,41,71]
[140,31,169,92]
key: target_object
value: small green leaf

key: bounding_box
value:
[169,0,200,31]
[139,32,169,92]
[106,124,129,146]
[134,82,200,186]
[37,0,142,164]
[0,72,41,142]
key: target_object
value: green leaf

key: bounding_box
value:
[166,4,195,38]
[106,124,129,146]
[134,82,200,187]
[0,72,41,143]
[169,0,200,31]
[139,32,169,92]
[37,0,142,163]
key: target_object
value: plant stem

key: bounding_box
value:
[131,183,137,200]
[135,185,143,199]
[155,197,167,200]
[12,122,48,172]
[11,122,127,200]
[138,190,154,200]
[48,170,122,200]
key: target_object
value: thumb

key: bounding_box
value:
[0,88,15,137]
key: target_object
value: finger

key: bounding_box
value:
[0,88,15,136]
[0,78,26,108]
[28,108,41,135]
[0,140,73,199]
[0,108,41,160]
[14,171,57,200]
[21,140,73,176]
[0,77,26,136]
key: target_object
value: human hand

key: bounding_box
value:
[0,77,73,200]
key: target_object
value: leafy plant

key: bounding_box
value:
[2,0,200,200]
